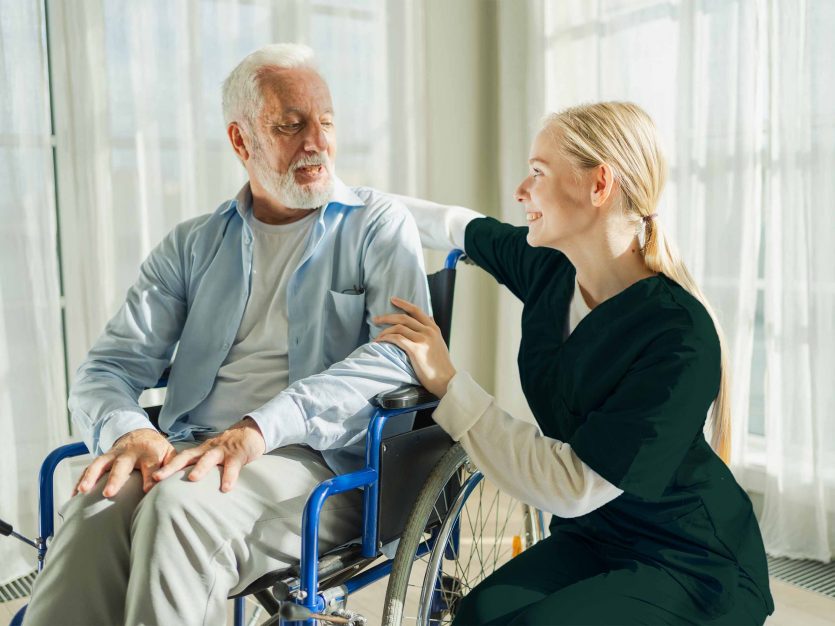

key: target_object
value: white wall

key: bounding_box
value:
[422,0,501,393]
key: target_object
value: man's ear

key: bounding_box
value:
[590,162,616,207]
[227,122,250,162]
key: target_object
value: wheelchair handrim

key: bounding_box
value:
[417,470,485,623]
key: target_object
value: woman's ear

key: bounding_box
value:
[590,163,616,207]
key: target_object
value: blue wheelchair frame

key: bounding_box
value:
[11,250,466,626]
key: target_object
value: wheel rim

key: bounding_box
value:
[400,465,541,625]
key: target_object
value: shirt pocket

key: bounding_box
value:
[323,289,367,366]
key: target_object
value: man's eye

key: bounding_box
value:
[321,121,334,129]
[276,123,303,134]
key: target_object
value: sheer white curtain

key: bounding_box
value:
[48,0,424,375]
[502,0,834,561]
[759,0,835,562]
[0,0,424,584]
[0,0,69,584]
[500,0,764,438]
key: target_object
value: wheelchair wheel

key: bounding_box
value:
[382,443,546,625]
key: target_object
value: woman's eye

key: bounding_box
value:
[531,169,542,178]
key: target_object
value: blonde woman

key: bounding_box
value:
[376,103,773,625]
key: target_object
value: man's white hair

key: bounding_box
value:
[222,43,317,131]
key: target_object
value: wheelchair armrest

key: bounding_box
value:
[372,385,438,409]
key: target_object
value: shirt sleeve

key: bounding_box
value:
[464,216,562,302]
[568,325,721,500]
[68,225,189,454]
[433,371,623,518]
[247,204,433,452]
[386,193,483,251]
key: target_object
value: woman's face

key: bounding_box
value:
[515,128,595,249]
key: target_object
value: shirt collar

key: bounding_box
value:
[221,176,363,219]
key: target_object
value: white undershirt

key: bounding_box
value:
[567,276,592,338]
[188,209,319,433]
[392,193,624,517]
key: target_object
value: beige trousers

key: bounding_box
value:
[22,444,361,626]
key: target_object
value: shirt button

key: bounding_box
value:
[222,342,230,350]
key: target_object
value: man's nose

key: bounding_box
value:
[303,122,329,153]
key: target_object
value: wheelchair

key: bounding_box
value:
[3,250,547,626]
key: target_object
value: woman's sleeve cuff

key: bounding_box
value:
[433,371,494,440]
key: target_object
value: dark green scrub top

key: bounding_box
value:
[465,217,774,620]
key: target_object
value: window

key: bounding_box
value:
[37,0,421,416]
[539,0,769,445]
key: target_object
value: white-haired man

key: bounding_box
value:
[23,43,430,626]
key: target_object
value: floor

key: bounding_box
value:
[3,579,834,624]
[3,481,833,624]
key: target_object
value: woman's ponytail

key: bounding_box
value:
[643,216,732,462]
[548,102,732,463]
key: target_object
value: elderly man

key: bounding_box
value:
[23,43,430,626]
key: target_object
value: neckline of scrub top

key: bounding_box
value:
[558,269,665,350]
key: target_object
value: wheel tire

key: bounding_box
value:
[383,443,468,625]
[382,443,548,625]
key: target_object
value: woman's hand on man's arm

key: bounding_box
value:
[373,297,457,398]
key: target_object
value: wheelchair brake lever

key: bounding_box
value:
[0,517,38,549]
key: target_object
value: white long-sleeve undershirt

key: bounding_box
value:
[392,193,624,518]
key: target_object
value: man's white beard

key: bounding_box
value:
[251,151,335,209]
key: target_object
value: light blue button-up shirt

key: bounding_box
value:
[68,179,431,473]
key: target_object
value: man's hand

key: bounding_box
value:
[152,418,266,493]
[74,428,175,497]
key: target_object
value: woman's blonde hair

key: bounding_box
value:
[544,102,731,463]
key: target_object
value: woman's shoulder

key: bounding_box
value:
[640,275,721,359]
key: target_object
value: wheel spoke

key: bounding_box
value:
[384,447,545,626]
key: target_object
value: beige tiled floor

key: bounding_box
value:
[3,478,833,624]
[2,577,834,624]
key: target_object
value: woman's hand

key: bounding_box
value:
[374,297,457,398]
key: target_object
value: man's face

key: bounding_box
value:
[246,67,337,209]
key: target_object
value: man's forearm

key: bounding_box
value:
[247,340,419,452]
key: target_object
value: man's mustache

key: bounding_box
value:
[291,154,331,172]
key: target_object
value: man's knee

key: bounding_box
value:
[59,470,144,536]
[132,472,193,524]
[130,470,225,546]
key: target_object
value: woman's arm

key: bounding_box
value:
[435,372,623,518]
[374,298,622,518]
[387,193,483,251]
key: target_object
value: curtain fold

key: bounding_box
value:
[510,0,764,450]
[0,0,68,584]
[50,0,422,376]
[759,0,835,562]
[501,0,834,560]
[1,0,425,583]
